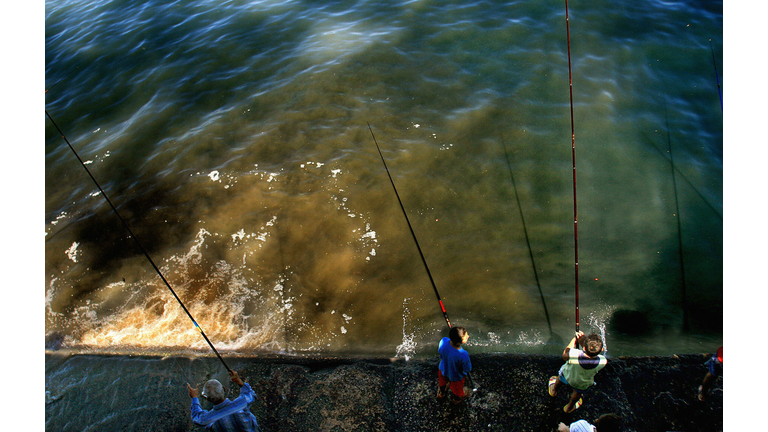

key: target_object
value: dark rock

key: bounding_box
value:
[44,353,723,431]
[45,332,66,351]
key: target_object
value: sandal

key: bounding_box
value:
[436,385,448,400]
[548,376,558,397]
[563,398,583,413]
[451,394,468,405]
[697,385,705,401]
[450,388,471,405]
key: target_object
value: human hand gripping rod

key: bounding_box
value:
[368,123,476,391]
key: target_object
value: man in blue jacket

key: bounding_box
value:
[187,370,262,431]
[437,326,472,404]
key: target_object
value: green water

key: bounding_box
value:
[44,0,722,357]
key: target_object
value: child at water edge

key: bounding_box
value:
[548,331,607,413]
[698,346,722,401]
[437,326,472,404]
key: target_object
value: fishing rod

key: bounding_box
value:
[564,0,580,335]
[367,122,476,390]
[367,122,451,329]
[709,39,723,111]
[45,107,232,374]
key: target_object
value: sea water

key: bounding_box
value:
[45,0,723,358]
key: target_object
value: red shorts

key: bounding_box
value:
[438,369,466,397]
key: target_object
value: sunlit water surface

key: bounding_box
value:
[45,0,723,358]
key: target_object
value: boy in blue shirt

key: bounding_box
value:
[437,326,472,404]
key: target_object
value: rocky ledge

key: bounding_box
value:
[45,352,722,431]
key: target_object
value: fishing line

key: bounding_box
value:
[564,0,580,334]
[640,131,722,221]
[45,108,232,373]
[709,39,723,111]
[45,67,80,94]
[367,122,476,390]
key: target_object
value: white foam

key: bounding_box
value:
[232,229,246,242]
[488,332,501,344]
[65,242,80,263]
[51,212,68,225]
[515,330,543,347]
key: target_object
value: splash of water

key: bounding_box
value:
[396,298,417,361]
[515,329,544,347]
[587,304,616,356]
[60,224,292,353]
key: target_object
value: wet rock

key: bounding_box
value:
[44,353,723,431]
[45,332,66,350]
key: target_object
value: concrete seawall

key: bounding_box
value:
[45,353,722,431]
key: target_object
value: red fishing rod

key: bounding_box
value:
[46,105,232,374]
[368,123,476,390]
[564,0,580,335]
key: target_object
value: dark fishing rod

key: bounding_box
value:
[45,108,232,374]
[368,122,476,390]
[564,0,580,334]
[709,39,723,111]
[367,122,452,329]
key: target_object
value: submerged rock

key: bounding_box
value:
[610,309,652,335]
[44,353,723,431]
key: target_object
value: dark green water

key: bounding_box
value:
[45,0,722,358]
